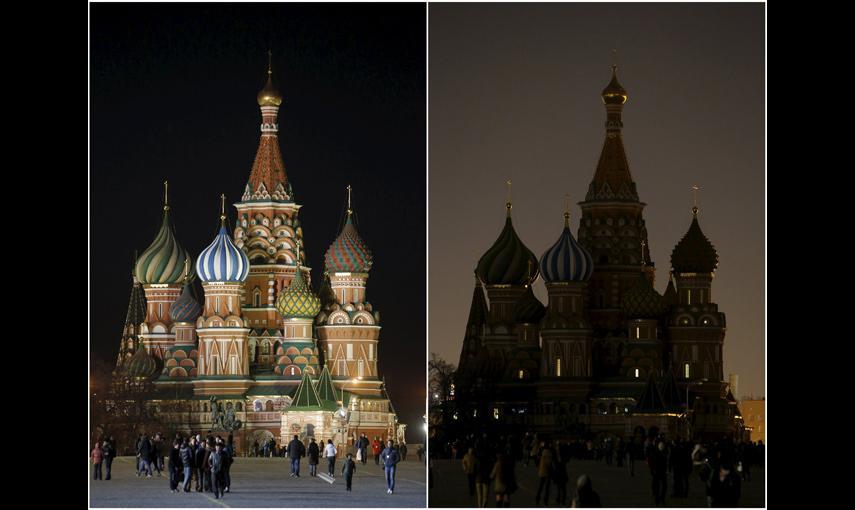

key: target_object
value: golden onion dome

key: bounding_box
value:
[257,72,283,106]
[602,65,628,105]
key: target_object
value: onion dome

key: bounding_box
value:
[277,266,321,319]
[476,205,539,286]
[602,65,628,105]
[257,52,283,106]
[513,285,546,324]
[126,344,159,381]
[135,184,192,284]
[170,282,202,323]
[622,271,664,319]
[196,195,250,283]
[325,188,373,273]
[540,211,594,283]
[670,208,719,273]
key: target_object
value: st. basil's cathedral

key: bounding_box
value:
[111,59,404,453]
[451,66,744,442]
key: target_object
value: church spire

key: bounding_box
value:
[244,52,290,202]
[585,64,638,202]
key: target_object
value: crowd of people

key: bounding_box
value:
[438,431,764,507]
[91,432,408,497]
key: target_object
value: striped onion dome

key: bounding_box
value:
[135,209,192,285]
[126,345,159,381]
[196,225,250,283]
[476,207,539,286]
[276,267,321,319]
[325,214,373,273]
[170,282,202,323]
[513,285,546,324]
[539,213,594,283]
[670,208,718,274]
[621,271,664,319]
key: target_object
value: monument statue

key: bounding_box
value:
[210,396,242,432]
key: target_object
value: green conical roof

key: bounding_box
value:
[622,271,664,319]
[634,373,667,414]
[289,370,323,410]
[315,365,340,404]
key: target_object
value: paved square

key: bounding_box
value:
[429,459,764,507]
[90,456,426,507]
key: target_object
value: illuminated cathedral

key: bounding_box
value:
[450,66,743,442]
[111,57,404,453]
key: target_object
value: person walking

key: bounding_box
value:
[92,441,104,480]
[490,452,517,507]
[535,441,554,506]
[202,440,214,492]
[358,433,370,465]
[139,434,153,478]
[342,452,357,491]
[209,443,225,499]
[571,474,601,507]
[102,438,114,481]
[649,441,668,507]
[372,437,382,465]
[553,446,569,507]
[475,449,493,508]
[288,435,305,478]
[381,440,401,494]
[168,439,182,492]
[708,461,741,507]
[462,447,478,498]
[400,443,408,461]
[180,439,193,493]
[308,438,320,477]
[135,434,143,476]
[626,437,637,477]
[325,439,338,477]
[152,433,164,477]
[223,436,234,493]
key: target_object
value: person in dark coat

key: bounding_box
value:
[194,439,207,492]
[222,437,234,493]
[552,446,569,507]
[571,474,601,507]
[168,439,182,492]
[202,440,214,492]
[708,462,741,507]
[102,438,115,481]
[342,453,357,491]
[209,443,225,499]
[400,443,408,461]
[358,433,370,465]
[649,441,668,507]
[288,435,305,477]
[308,438,320,477]
[180,440,193,492]
[490,452,517,507]
[381,440,401,494]
[152,433,164,477]
[138,434,153,478]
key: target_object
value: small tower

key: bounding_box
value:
[135,181,193,364]
[620,241,665,380]
[275,240,322,379]
[114,255,147,375]
[162,260,202,380]
[538,201,595,382]
[193,195,252,397]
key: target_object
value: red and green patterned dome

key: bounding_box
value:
[126,345,159,381]
[277,268,321,319]
[621,272,664,319]
[324,214,373,273]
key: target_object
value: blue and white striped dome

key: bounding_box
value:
[540,216,594,283]
[196,226,250,283]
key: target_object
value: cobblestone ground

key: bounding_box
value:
[90,456,427,507]
[429,459,765,507]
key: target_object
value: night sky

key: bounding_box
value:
[91,3,426,433]
[429,3,765,399]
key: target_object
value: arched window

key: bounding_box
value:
[609,403,619,415]
[254,290,261,307]
[254,400,263,412]
[634,368,640,378]
[684,363,691,379]
[265,400,273,412]
[555,357,562,377]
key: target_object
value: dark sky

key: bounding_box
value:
[91,3,426,432]
[429,3,765,399]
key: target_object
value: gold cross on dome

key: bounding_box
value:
[163,180,169,210]
[691,185,700,207]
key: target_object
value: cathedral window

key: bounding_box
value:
[555,358,562,377]
[684,363,691,378]
[347,344,353,360]
[518,369,524,379]
[687,290,691,305]
[358,359,365,377]
[635,368,639,378]
[254,291,260,307]
[368,344,373,360]
[493,408,499,420]
[635,327,640,339]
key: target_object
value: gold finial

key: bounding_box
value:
[163,180,169,211]
[611,48,618,71]
[268,50,273,76]
[295,238,302,265]
[526,260,533,287]
[691,185,700,216]
[563,193,571,227]
[183,257,190,283]
[506,179,513,216]
[640,239,646,270]
[346,185,353,216]
[220,193,226,225]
